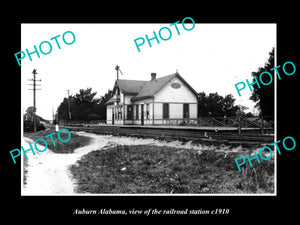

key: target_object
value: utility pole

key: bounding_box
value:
[52,108,55,122]
[66,89,72,120]
[28,69,41,132]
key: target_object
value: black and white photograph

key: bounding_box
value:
[4,4,299,220]
[20,23,277,196]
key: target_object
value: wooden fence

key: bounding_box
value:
[59,116,274,134]
[59,119,106,126]
[158,116,274,134]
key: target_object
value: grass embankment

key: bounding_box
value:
[24,127,91,153]
[23,127,92,186]
[70,144,274,194]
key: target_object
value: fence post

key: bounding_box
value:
[261,116,264,134]
[223,116,226,127]
[238,116,241,134]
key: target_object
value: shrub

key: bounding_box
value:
[24,121,45,132]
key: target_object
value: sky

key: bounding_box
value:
[21,23,276,120]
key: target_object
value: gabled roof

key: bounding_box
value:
[105,79,147,105]
[132,73,198,101]
[116,79,147,94]
[105,96,115,105]
[105,72,197,104]
[131,73,176,101]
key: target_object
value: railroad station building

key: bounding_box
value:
[105,72,198,125]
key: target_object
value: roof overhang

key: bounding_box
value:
[131,95,154,102]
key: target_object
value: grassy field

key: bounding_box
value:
[24,127,91,153]
[70,144,274,194]
[23,126,274,194]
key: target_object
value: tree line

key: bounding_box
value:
[55,47,274,122]
[55,88,253,123]
[56,88,113,122]
[24,47,273,131]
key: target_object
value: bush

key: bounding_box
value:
[24,121,45,132]
[37,123,46,131]
[87,114,102,120]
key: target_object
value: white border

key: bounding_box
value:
[21,23,277,197]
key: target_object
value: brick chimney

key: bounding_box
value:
[151,73,156,81]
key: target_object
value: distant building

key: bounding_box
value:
[105,72,198,125]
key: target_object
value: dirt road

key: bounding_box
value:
[22,131,109,195]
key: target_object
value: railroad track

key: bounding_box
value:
[65,125,274,144]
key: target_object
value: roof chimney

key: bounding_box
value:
[151,73,156,81]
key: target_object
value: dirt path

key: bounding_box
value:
[22,132,245,195]
[22,132,108,195]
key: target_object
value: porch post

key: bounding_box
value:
[152,99,155,125]
[123,93,125,125]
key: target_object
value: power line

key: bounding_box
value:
[66,89,72,119]
[28,69,41,132]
